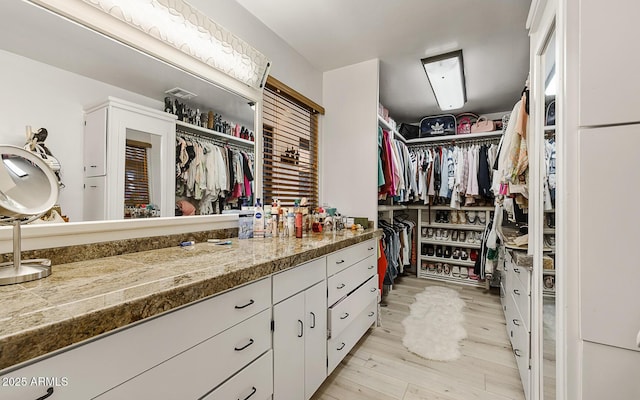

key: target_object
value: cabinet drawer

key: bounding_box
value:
[327,239,376,276]
[508,314,530,397]
[0,278,270,400]
[97,309,271,399]
[328,274,378,338]
[511,263,530,296]
[327,300,377,374]
[328,255,376,306]
[509,272,530,331]
[202,350,273,400]
[273,257,325,304]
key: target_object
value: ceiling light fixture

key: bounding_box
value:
[421,50,467,111]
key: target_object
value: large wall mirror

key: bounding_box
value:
[0,1,258,227]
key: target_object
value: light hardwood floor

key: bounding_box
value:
[311,276,526,400]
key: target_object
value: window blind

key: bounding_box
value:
[263,85,319,208]
[124,140,151,206]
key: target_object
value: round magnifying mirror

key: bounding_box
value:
[0,145,59,285]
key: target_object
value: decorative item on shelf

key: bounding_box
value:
[398,123,420,140]
[455,112,479,134]
[281,147,299,165]
[470,116,496,133]
[419,114,456,137]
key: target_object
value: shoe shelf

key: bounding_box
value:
[419,238,482,249]
[412,205,495,212]
[176,120,255,147]
[543,228,555,234]
[421,222,486,231]
[420,255,476,267]
[543,290,556,298]
[378,204,408,211]
[418,270,485,288]
[542,269,556,275]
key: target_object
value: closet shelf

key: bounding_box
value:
[419,239,482,249]
[543,290,556,298]
[176,120,255,147]
[377,205,408,211]
[543,269,556,275]
[419,255,476,267]
[417,271,485,288]
[377,115,406,143]
[414,204,494,211]
[544,125,556,131]
[405,130,503,144]
[544,228,555,234]
[420,222,486,231]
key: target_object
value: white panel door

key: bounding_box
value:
[579,125,640,351]
[579,0,640,126]
[582,341,640,400]
[304,280,327,400]
[83,176,106,221]
[273,291,305,400]
[83,107,107,177]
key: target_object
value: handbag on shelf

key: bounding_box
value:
[398,123,420,140]
[455,112,479,134]
[419,114,456,137]
[470,116,496,133]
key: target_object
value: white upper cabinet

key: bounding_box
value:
[579,0,640,126]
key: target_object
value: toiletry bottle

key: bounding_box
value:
[287,212,295,238]
[264,205,272,238]
[295,210,303,238]
[253,198,264,239]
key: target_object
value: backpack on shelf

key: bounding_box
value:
[419,114,456,137]
[398,123,420,140]
[455,112,479,134]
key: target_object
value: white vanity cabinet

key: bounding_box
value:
[326,239,378,374]
[83,97,176,221]
[272,257,327,400]
[0,278,271,400]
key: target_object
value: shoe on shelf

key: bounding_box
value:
[443,263,451,276]
[477,212,486,225]
[421,260,428,271]
[421,243,428,255]
[452,266,460,277]
[426,244,435,256]
[460,250,469,260]
[458,210,466,224]
[421,227,428,237]
[451,210,459,224]
[452,248,460,259]
[435,246,443,258]
[460,267,469,279]
[470,249,479,262]
[451,230,459,241]
[443,246,452,258]
[459,231,466,242]
[428,263,436,273]
[468,266,478,280]
[435,228,443,240]
[466,211,477,224]
[443,211,450,224]
[475,231,483,244]
[427,228,435,238]
[436,263,443,274]
[442,229,450,241]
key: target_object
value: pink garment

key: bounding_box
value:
[244,175,252,198]
[383,130,397,196]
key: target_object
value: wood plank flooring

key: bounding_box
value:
[311,276,525,400]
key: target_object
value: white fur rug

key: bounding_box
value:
[401,286,467,361]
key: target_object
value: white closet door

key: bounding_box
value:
[579,125,640,351]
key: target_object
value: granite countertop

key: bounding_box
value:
[0,229,380,371]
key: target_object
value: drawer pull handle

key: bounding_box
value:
[368,311,375,317]
[513,267,520,273]
[239,386,257,400]
[310,312,316,329]
[513,319,520,326]
[337,342,346,351]
[235,299,255,309]
[367,247,374,251]
[368,265,375,270]
[234,338,254,351]
[336,259,345,264]
[36,387,54,400]
[370,287,377,293]
[337,283,346,289]
[514,349,522,357]
[298,320,304,338]
[513,289,520,296]
[340,312,350,320]
[90,165,98,168]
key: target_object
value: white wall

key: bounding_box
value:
[187,0,323,105]
[322,59,379,225]
[0,49,162,222]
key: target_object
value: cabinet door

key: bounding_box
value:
[579,126,640,351]
[84,107,107,177]
[579,0,640,126]
[273,292,305,400]
[83,176,106,221]
[304,280,327,400]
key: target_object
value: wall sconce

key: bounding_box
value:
[421,50,467,111]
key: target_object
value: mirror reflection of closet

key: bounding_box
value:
[540,28,557,400]
[0,1,257,222]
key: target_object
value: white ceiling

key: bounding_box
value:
[235,0,532,123]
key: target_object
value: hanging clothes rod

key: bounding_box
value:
[177,128,255,152]
[407,135,502,149]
